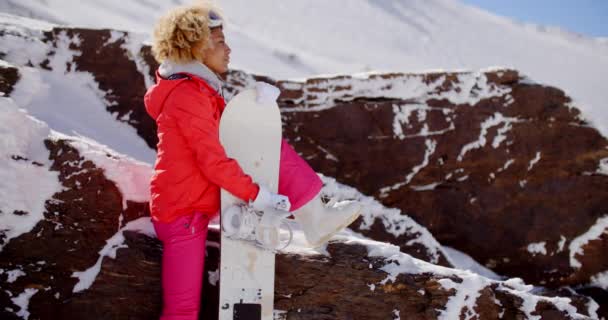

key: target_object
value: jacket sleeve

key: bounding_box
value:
[166,87,260,202]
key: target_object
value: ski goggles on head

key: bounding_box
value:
[209,10,223,28]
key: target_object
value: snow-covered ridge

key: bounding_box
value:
[278,69,514,111]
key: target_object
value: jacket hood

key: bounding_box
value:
[144,73,189,121]
[144,60,224,121]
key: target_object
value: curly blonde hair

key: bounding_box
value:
[151,3,223,63]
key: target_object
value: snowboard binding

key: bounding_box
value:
[222,203,293,252]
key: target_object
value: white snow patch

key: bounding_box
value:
[392,309,400,320]
[5,269,26,283]
[528,152,542,171]
[410,182,441,191]
[121,31,155,89]
[590,270,608,290]
[497,159,515,173]
[437,275,485,320]
[208,269,220,286]
[597,158,608,176]
[586,299,600,320]
[0,98,63,251]
[11,288,38,320]
[492,119,514,148]
[527,242,547,256]
[569,215,608,269]
[391,103,454,140]
[104,30,124,46]
[557,235,567,253]
[0,21,51,68]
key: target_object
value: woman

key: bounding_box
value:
[145,3,360,319]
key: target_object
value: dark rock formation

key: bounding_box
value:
[268,70,608,289]
[0,62,19,95]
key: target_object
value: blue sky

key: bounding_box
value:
[461,0,608,37]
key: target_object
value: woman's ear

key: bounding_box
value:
[191,40,207,62]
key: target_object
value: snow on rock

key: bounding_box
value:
[118,31,155,90]
[391,103,455,140]
[589,271,608,291]
[63,132,153,208]
[11,288,38,320]
[528,151,542,171]
[569,215,608,269]
[457,112,521,161]
[72,217,154,293]
[5,269,26,283]
[527,241,548,256]
[0,97,63,251]
[597,157,608,176]
[279,70,512,112]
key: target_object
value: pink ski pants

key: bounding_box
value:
[154,140,322,319]
[153,211,209,320]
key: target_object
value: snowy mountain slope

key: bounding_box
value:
[0,13,157,163]
[1,0,607,137]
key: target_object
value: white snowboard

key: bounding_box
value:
[218,88,281,320]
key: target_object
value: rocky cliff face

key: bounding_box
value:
[0,17,606,319]
[268,70,608,290]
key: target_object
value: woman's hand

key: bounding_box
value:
[251,185,291,212]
